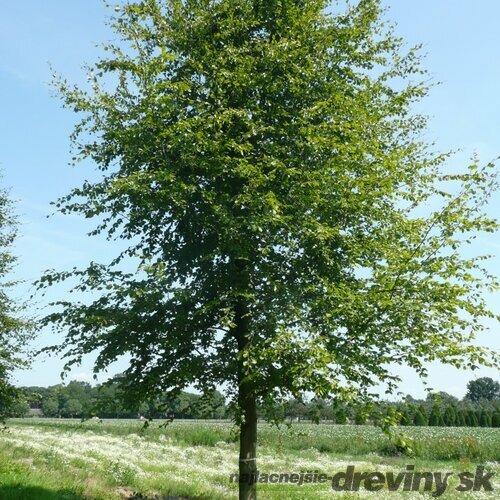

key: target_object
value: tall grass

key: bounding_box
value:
[8,419,500,462]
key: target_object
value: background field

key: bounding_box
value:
[0,419,498,499]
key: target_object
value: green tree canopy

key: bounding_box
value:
[413,409,427,427]
[0,181,32,421]
[38,1,499,497]
[479,408,492,428]
[63,398,83,418]
[429,405,443,427]
[492,412,500,428]
[443,405,457,427]
[465,377,500,402]
[41,397,60,418]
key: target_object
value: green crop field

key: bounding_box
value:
[0,419,498,499]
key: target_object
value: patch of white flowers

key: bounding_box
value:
[1,425,498,499]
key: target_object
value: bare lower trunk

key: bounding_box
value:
[233,262,257,500]
[239,381,257,500]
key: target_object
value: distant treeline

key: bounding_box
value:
[7,377,500,427]
[11,381,227,420]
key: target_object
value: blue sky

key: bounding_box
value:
[1,1,499,398]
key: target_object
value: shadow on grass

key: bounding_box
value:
[0,484,84,500]
[0,484,196,500]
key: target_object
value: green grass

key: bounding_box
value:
[1,419,499,499]
[0,448,84,499]
[9,418,500,461]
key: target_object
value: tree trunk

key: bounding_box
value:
[233,261,257,500]
[239,379,257,500]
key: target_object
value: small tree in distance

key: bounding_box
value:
[492,412,500,428]
[63,398,83,419]
[465,377,500,402]
[443,405,457,427]
[413,409,427,427]
[38,1,499,498]
[41,398,59,418]
[429,406,443,427]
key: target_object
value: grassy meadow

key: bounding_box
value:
[0,419,498,499]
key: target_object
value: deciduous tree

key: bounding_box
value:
[39,1,498,497]
[465,377,500,402]
[0,181,31,421]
